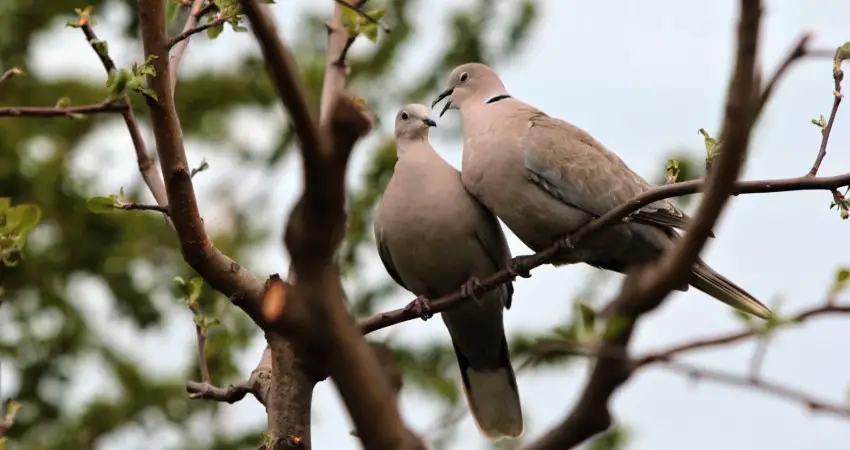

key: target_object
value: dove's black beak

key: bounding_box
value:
[421,117,437,127]
[432,87,453,109]
[438,99,453,118]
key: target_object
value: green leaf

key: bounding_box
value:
[188,277,203,303]
[835,41,850,64]
[601,315,631,341]
[664,159,680,184]
[55,96,72,108]
[86,196,118,214]
[11,205,41,233]
[65,19,82,28]
[118,186,126,203]
[832,267,850,294]
[341,7,362,36]
[811,114,826,128]
[576,302,596,331]
[107,68,133,98]
[138,87,158,101]
[166,0,181,22]
[361,23,379,43]
[207,23,225,39]
[89,39,108,57]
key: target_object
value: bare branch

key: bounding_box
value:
[168,15,226,50]
[0,101,127,117]
[660,360,850,418]
[808,48,845,176]
[170,0,223,85]
[634,304,850,366]
[187,345,273,406]
[120,203,170,214]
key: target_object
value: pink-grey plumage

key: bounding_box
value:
[431,63,772,320]
[374,103,524,439]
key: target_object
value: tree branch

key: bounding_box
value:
[0,101,127,117]
[136,0,267,331]
[80,22,172,218]
[239,1,423,448]
[120,203,170,214]
[659,360,850,418]
[186,345,272,406]
[808,47,845,176]
[360,168,850,335]
[170,0,221,85]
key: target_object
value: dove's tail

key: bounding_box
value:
[453,336,524,440]
[690,259,773,320]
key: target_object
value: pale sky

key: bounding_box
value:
[4,0,850,449]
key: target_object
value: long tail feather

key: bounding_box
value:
[690,259,773,320]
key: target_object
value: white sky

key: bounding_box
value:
[4,0,850,449]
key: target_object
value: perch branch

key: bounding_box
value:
[333,0,392,33]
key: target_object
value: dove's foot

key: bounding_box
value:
[509,256,534,278]
[460,277,483,301]
[404,296,433,321]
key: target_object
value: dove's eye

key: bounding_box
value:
[460,72,469,83]
[400,112,410,121]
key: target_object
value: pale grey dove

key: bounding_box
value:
[431,63,772,320]
[374,103,524,439]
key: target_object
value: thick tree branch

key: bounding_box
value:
[137,0,267,329]
[522,1,764,448]
[239,1,423,449]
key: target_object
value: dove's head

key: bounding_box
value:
[431,63,507,117]
[394,103,437,141]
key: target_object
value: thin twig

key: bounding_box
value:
[79,23,172,217]
[170,0,209,83]
[808,50,845,176]
[168,9,227,49]
[0,101,127,117]
[661,360,850,418]
[120,203,170,214]
[634,304,850,366]
[188,303,211,384]
[186,380,252,402]
[0,67,24,86]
